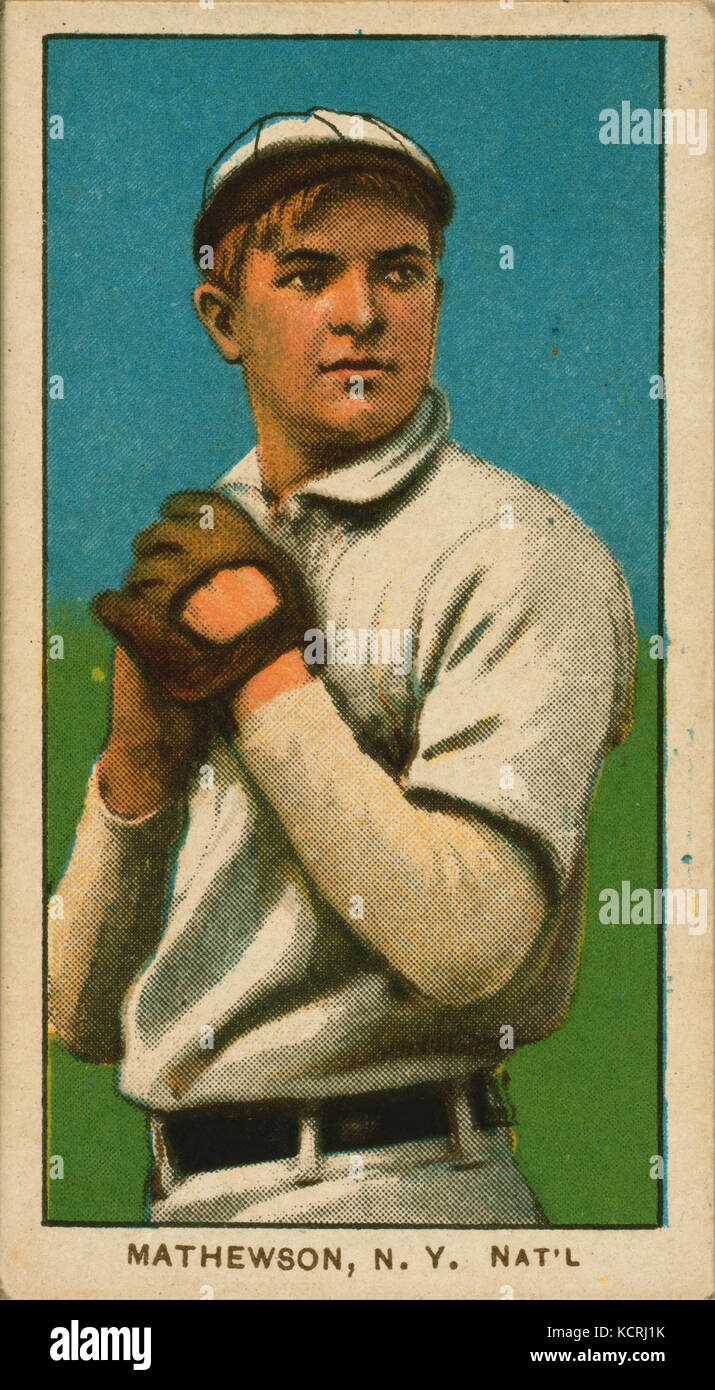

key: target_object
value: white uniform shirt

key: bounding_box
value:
[55,386,635,1113]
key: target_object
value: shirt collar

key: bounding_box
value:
[216,385,450,511]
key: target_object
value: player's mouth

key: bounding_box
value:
[319,357,397,379]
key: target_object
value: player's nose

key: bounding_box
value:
[327,267,385,337]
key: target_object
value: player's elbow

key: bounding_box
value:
[403,874,549,1009]
[48,996,122,1065]
[51,1021,122,1066]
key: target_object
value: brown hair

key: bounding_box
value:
[204,169,446,298]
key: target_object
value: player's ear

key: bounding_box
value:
[193,284,243,363]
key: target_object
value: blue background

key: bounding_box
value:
[47,37,661,626]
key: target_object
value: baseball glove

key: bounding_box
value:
[91,491,308,702]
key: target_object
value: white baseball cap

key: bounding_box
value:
[193,108,454,260]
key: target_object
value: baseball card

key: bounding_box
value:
[1,0,713,1312]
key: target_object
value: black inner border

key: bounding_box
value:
[42,32,667,1232]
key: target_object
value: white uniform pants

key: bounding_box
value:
[149,1126,547,1226]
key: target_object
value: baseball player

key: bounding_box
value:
[48,110,636,1226]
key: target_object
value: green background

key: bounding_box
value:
[47,604,660,1226]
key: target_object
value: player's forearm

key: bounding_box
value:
[231,676,548,1007]
[48,762,185,1062]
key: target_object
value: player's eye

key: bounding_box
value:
[382,263,429,289]
[279,267,331,293]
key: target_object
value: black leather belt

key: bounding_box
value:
[158,1073,508,1179]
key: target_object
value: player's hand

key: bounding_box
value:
[182,568,315,723]
[97,646,213,818]
[90,491,309,703]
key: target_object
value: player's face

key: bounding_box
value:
[226,192,442,451]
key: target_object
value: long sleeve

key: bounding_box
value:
[48,762,186,1062]
[233,518,634,1012]
[233,680,549,1008]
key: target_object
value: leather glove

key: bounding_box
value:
[91,490,308,703]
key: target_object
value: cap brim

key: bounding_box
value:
[193,143,454,262]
